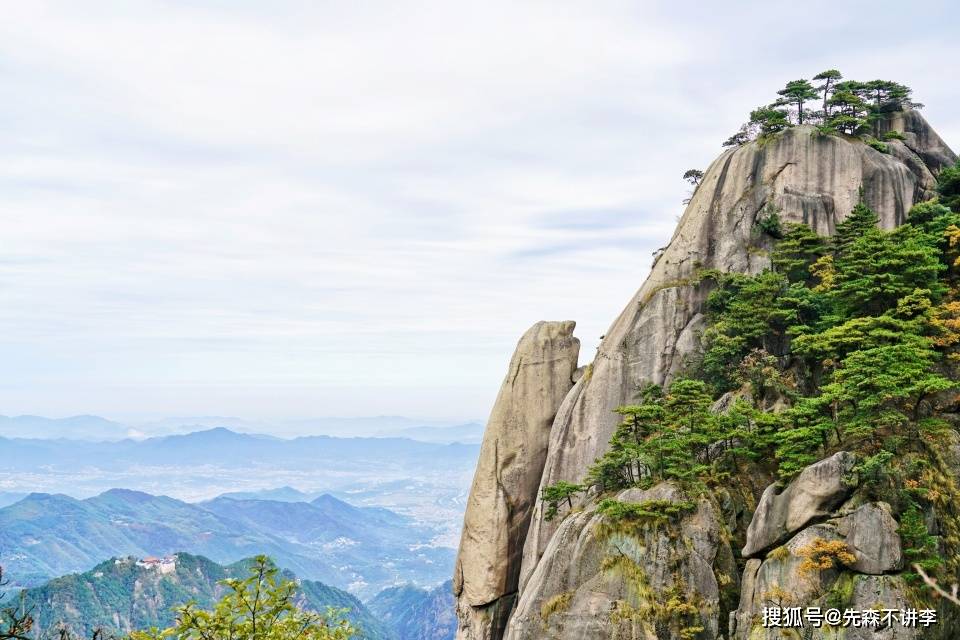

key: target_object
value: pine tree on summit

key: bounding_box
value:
[813,69,843,117]
[776,79,819,124]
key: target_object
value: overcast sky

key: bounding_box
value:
[1,0,957,423]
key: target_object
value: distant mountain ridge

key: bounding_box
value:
[0,427,479,471]
[0,488,452,598]
[0,414,481,440]
[385,422,484,444]
[0,414,130,440]
[369,580,457,640]
[20,553,393,639]
[0,426,477,568]
[216,485,319,502]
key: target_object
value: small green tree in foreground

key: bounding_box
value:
[131,556,355,640]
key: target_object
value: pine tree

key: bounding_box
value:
[938,160,960,213]
[773,396,832,479]
[791,303,930,369]
[683,169,704,186]
[541,481,584,520]
[772,223,828,283]
[776,79,819,124]
[861,80,917,112]
[749,105,791,136]
[832,199,879,256]
[832,225,946,317]
[825,82,870,134]
[813,70,842,118]
[722,125,752,148]
[662,379,717,475]
[822,339,954,442]
[702,271,791,389]
[907,199,960,241]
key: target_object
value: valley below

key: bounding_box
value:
[0,421,478,637]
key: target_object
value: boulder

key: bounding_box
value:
[453,321,579,640]
[742,452,857,558]
[732,526,919,640]
[833,502,902,575]
[732,524,845,639]
[878,108,958,175]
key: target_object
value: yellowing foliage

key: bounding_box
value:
[797,538,856,575]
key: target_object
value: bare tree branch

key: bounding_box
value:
[915,564,960,606]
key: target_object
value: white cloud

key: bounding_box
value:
[0,0,957,421]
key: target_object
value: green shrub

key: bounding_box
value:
[755,207,783,238]
[597,498,695,527]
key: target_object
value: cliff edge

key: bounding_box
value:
[454,103,958,640]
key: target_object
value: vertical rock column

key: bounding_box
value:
[453,321,580,640]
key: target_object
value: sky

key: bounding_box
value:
[1,0,958,424]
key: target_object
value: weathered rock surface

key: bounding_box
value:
[742,452,857,558]
[732,524,845,639]
[453,321,579,640]
[879,109,958,175]
[520,118,948,589]
[456,111,957,640]
[732,523,917,640]
[505,484,736,640]
[734,457,915,639]
[845,575,920,640]
[833,502,902,575]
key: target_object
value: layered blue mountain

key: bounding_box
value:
[0,488,452,598]
[0,427,478,470]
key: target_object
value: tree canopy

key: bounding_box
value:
[938,160,960,213]
[723,71,921,146]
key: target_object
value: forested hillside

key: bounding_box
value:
[18,554,392,639]
[0,489,451,598]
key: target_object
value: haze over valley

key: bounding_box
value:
[0,414,480,604]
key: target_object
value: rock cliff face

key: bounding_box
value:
[506,483,737,640]
[454,111,957,640]
[453,321,580,640]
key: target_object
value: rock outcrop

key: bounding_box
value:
[834,502,903,575]
[732,530,916,640]
[519,118,953,592]
[453,321,579,640]
[878,108,958,174]
[456,110,957,640]
[732,466,910,640]
[741,451,857,558]
[505,484,736,640]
